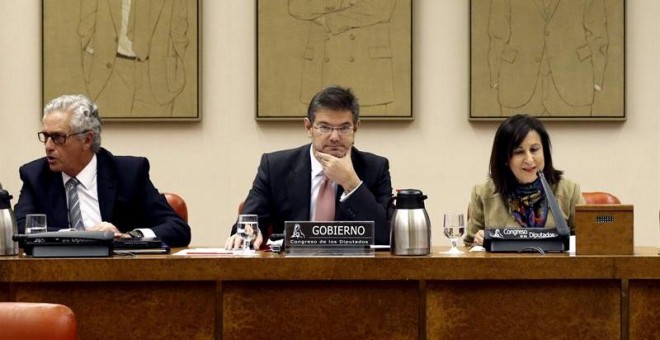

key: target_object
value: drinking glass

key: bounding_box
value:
[236,214,259,253]
[25,214,47,234]
[442,213,465,254]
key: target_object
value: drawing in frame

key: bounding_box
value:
[42,0,201,121]
[257,0,412,120]
[470,0,625,121]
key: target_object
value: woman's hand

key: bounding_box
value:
[473,230,485,246]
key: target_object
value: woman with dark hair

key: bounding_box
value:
[465,114,584,246]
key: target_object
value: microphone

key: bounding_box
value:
[537,170,570,236]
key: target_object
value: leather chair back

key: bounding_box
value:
[0,302,77,340]
[164,192,188,222]
[582,192,621,204]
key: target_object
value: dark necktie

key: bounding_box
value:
[65,178,84,230]
[314,175,335,221]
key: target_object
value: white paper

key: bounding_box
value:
[173,248,235,256]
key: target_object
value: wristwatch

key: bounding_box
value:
[128,229,144,238]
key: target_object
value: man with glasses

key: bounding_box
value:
[14,94,191,247]
[225,85,393,249]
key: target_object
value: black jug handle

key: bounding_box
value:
[387,195,396,211]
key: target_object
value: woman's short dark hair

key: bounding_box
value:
[306,85,360,123]
[489,114,563,195]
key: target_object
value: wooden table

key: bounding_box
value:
[1,247,658,339]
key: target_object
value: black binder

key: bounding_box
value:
[113,237,170,254]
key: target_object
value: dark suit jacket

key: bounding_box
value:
[237,144,393,245]
[14,148,191,247]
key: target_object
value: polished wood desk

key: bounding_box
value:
[1,247,658,339]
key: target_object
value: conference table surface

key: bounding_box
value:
[1,246,658,339]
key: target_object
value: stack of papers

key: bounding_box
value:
[174,248,235,255]
[173,248,260,256]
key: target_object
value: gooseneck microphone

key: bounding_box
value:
[537,170,570,236]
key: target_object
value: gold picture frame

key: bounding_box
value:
[42,0,201,121]
[257,0,413,120]
[470,0,625,121]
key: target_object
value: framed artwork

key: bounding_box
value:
[470,0,625,121]
[42,0,201,121]
[257,0,413,120]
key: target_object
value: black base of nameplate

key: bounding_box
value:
[483,227,569,253]
[286,246,374,257]
[485,240,567,253]
[284,221,375,256]
[28,245,112,258]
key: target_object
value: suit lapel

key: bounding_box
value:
[107,0,122,35]
[534,0,550,21]
[149,0,166,33]
[545,0,560,22]
[46,173,69,229]
[95,149,117,222]
[286,146,312,220]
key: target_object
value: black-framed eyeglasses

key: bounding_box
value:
[37,131,89,145]
[313,124,354,135]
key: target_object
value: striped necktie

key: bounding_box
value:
[314,175,335,221]
[66,178,84,230]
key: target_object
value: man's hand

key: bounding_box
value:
[224,231,263,250]
[314,148,361,192]
[87,222,123,237]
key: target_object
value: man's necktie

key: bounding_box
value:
[315,175,335,221]
[66,178,84,230]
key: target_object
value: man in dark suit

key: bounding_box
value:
[226,85,393,249]
[14,94,190,247]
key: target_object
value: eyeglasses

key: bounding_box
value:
[313,124,354,135]
[37,131,89,145]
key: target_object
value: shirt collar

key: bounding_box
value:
[62,154,97,189]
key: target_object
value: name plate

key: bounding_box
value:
[486,227,561,240]
[483,227,568,252]
[284,221,374,256]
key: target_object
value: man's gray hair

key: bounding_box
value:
[43,94,102,153]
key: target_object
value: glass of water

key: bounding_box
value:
[236,214,259,253]
[25,214,47,234]
[442,213,465,254]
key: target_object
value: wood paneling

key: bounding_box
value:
[0,247,658,339]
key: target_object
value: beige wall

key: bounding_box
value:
[1,0,658,247]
